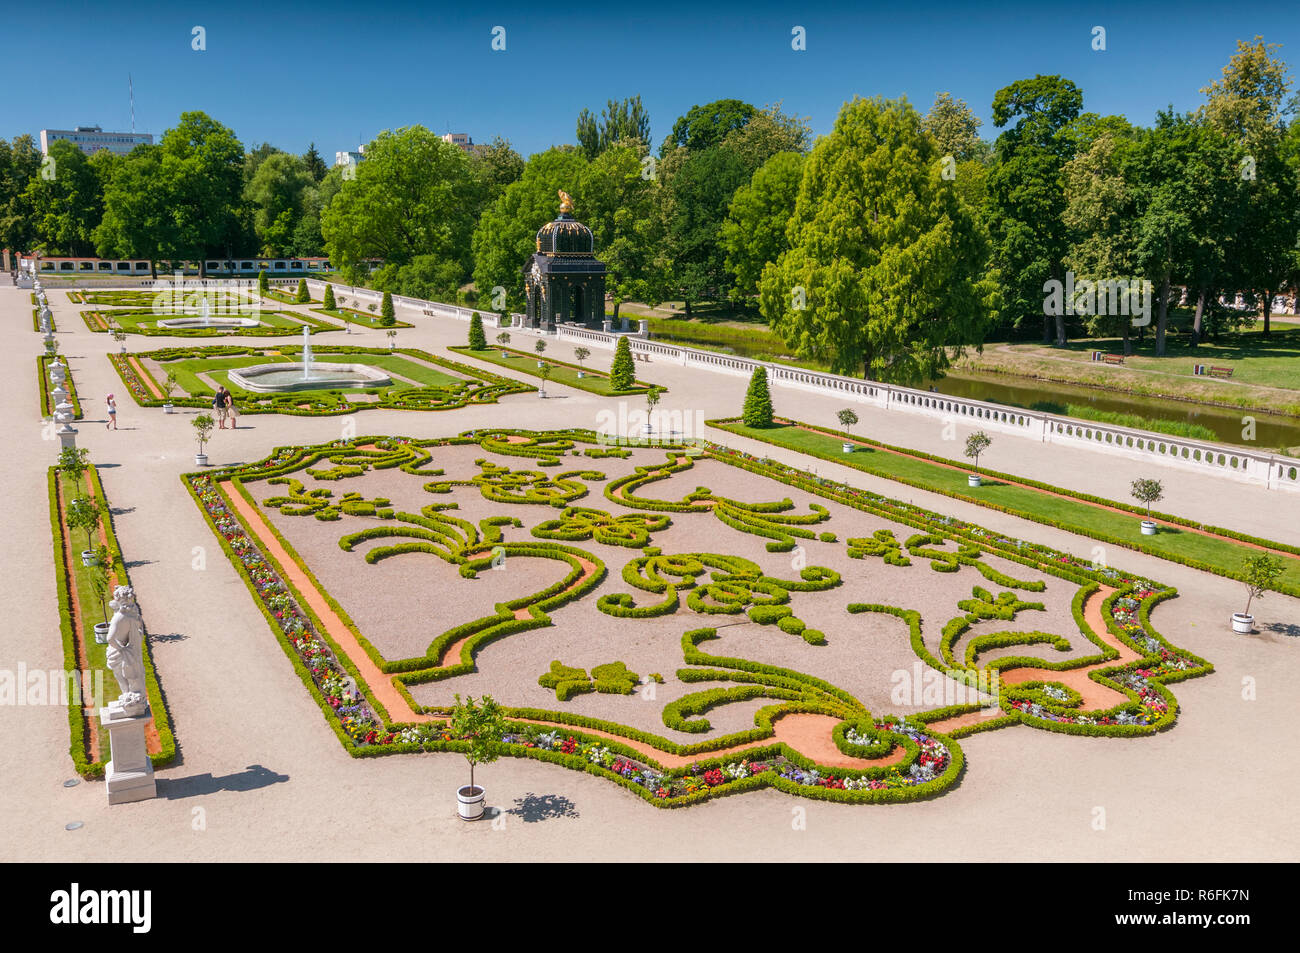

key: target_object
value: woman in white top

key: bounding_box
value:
[105,394,118,430]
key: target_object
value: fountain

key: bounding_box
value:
[157,295,261,330]
[226,328,391,393]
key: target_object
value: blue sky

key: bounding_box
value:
[4,0,1298,158]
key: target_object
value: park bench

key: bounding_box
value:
[1208,366,1233,378]
[1101,353,1125,365]
[1192,364,1234,378]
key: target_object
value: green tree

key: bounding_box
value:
[156,112,245,277]
[577,95,651,159]
[468,312,486,349]
[257,268,269,296]
[742,366,774,427]
[924,92,984,161]
[580,143,660,323]
[380,290,395,325]
[303,142,328,183]
[0,135,42,255]
[245,152,314,257]
[609,336,635,390]
[471,148,589,311]
[719,102,812,173]
[664,99,758,154]
[449,694,509,794]
[24,139,105,255]
[721,150,804,298]
[759,97,996,384]
[322,283,335,309]
[95,144,170,277]
[987,75,1084,344]
[1240,553,1284,616]
[468,136,525,208]
[295,277,309,303]
[322,126,478,274]
[1130,477,1164,517]
[66,497,101,553]
[964,431,992,469]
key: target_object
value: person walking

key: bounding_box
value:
[227,391,239,429]
[213,387,229,430]
[105,394,118,430]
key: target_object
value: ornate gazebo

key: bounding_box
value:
[522,190,606,331]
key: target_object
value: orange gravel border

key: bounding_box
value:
[128,357,164,399]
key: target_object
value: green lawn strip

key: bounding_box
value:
[81,308,337,336]
[51,466,177,776]
[310,306,413,329]
[714,419,1300,595]
[451,345,658,396]
[39,355,82,419]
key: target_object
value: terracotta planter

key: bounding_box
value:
[93,622,110,644]
[1232,612,1254,634]
[457,784,485,821]
[1140,520,1158,536]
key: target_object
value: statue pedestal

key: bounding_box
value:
[99,705,156,804]
[57,426,78,451]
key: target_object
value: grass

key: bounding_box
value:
[714,419,1300,595]
[82,308,337,336]
[957,325,1300,416]
[311,306,413,329]
[451,345,658,396]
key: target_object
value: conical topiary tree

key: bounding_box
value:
[609,336,635,391]
[742,366,774,427]
[381,291,395,327]
[257,269,268,297]
[468,312,486,349]
[322,283,336,310]
[295,277,309,303]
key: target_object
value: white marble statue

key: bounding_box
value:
[105,586,148,716]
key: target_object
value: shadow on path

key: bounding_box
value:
[156,764,289,799]
[505,792,580,823]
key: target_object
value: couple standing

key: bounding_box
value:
[213,386,239,429]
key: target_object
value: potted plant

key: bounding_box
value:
[88,544,118,644]
[496,331,511,356]
[538,362,552,397]
[1130,478,1163,535]
[449,694,508,820]
[386,328,398,351]
[112,328,128,353]
[162,370,179,413]
[193,413,215,466]
[838,408,859,452]
[573,346,591,378]
[66,497,101,567]
[964,431,992,486]
[534,338,547,367]
[58,446,90,501]
[1234,554,1283,633]
[645,385,662,434]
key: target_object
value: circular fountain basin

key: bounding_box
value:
[157,316,263,330]
[227,362,392,393]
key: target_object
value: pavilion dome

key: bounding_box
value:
[535,212,594,256]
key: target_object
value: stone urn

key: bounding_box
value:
[968,473,982,487]
[1140,520,1158,536]
[1231,612,1254,634]
[457,784,485,821]
[93,622,110,644]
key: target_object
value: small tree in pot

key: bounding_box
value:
[838,408,859,452]
[193,413,215,466]
[162,370,179,413]
[88,544,120,642]
[534,338,547,366]
[964,431,991,486]
[496,331,511,355]
[66,497,101,566]
[573,346,591,378]
[58,446,90,498]
[1130,478,1163,534]
[538,362,552,397]
[644,385,662,434]
[450,694,508,820]
[1234,554,1283,633]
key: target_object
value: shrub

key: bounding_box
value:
[381,291,395,326]
[193,414,215,455]
[742,367,774,427]
[468,313,486,349]
[322,283,336,310]
[257,269,268,296]
[609,336,635,391]
[295,278,309,303]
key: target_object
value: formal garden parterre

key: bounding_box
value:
[183,428,1211,807]
[109,344,534,415]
